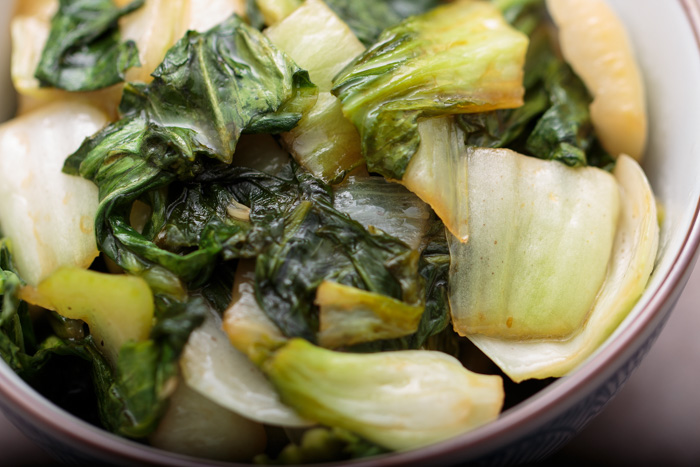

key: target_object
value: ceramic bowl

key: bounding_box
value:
[2,1,700,465]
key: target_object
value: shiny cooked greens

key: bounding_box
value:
[0,0,659,463]
[332,0,528,180]
[35,0,145,91]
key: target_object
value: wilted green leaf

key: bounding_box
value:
[332,0,528,180]
[35,0,144,91]
[324,0,441,46]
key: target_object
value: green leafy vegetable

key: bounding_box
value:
[35,0,144,91]
[332,0,528,180]
[263,338,504,451]
[346,218,453,353]
[255,427,387,465]
[254,0,303,26]
[63,14,317,291]
[107,297,207,438]
[523,57,599,167]
[333,176,432,250]
[264,0,366,184]
[251,166,423,342]
[448,147,620,339]
[401,117,470,242]
[467,155,658,382]
[181,309,310,427]
[324,0,442,46]
[316,281,425,348]
[458,1,612,168]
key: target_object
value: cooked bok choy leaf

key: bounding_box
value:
[332,0,528,180]
[458,4,610,169]
[253,172,423,343]
[149,379,267,462]
[467,155,659,381]
[36,267,154,365]
[323,0,442,46]
[115,0,248,85]
[107,297,208,438]
[333,176,432,250]
[0,101,107,286]
[11,1,124,117]
[265,0,365,183]
[103,14,316,169]
[449,148,620,340]
[253,0,303,26]
[546,0,648,160]
[223,260,288,366]
[114,0,188,84]
[315,281,424,349]
[35,0,144,91]
[62,15,317,290]
[181,306,310,426]
[183,0,248,35]
[263,338,504,451]
[401,117,470,242]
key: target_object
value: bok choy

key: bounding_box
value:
[0,0,660,463]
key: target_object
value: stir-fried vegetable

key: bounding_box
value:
[467,155,658,381]
[332,0,528,180]
[448,147,620,340]
[0,101,106,286]
[0,0,659,463]
[34,0,144,91]
[263,338,504,451]
[264,0,365,183]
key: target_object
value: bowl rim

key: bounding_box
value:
[2,0,700,466]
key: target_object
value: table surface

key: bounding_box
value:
[2,257,700,466]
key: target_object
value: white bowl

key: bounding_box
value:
[1,1,700,465]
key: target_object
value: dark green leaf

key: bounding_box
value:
[458,3,612,168]
[63,15,317,292]
[324,0,441,46]
[523,60,598,168]
[255,198,421,342]
[35,0,144,91]
[255,427,388,465]
[346,218,452,353]
[458,18,552,149]
[107,297,207,438]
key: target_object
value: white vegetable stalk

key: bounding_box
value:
[183,285,311,427]
[464,154,658,382]
[402,117,470,242]
[0,101,107,286]
[264,338,504,451]
[264,0,366,182]
[449,147,620,340]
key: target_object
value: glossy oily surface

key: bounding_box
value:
[1,1,700,466]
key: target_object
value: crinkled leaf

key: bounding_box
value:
[324,0,441,46]
[458,2,613,168]
[332,0,528,180]
[35,0,144,91]
[253,167,423,342]
[347,218,452,353]
[63,15,317,291]
[523,58,602,168]
[109,297,208,438]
